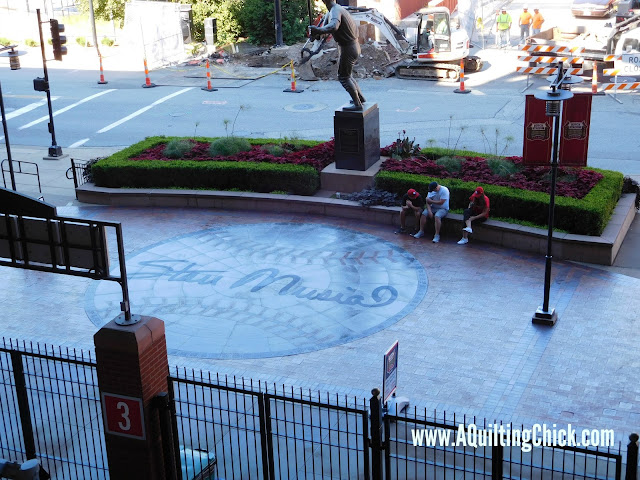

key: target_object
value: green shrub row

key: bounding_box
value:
[375,169,624,236]
[91,136,322,196]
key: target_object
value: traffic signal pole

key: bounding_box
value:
[36,8,64,158]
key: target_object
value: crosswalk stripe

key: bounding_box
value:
[96,88,193,134]
[18,89,117,130]
[4,97,60,121]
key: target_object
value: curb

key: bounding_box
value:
[76,184,636,266]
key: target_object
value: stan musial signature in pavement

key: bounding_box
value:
[130,260,398,308]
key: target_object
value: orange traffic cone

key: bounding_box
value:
[98,53,108,84]
[201,59,218,92]
[142,58,156,88]
[454,58,471,94]
[283,60,303,93]
[592,61,598,94]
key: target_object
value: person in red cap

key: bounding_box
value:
[395,188,425,234]
[458,186,490,245]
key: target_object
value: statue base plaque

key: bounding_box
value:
[334,103,380,171]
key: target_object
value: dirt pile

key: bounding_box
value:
[227,40,406,80]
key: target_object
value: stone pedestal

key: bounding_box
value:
[334,103,380,171]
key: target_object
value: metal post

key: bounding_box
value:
[542,112,560,311]
[115,223,133,322]
[167,381,184,480]
[370,388,383,480]
[36,9,63,158]
[532,62,578,326]
[627,433,639,480]
[153,392,179,480]
[88,0,100,58]
[0,81,17,191]
[491,441,504,479]
[274,0,284,46]
[10,351,37,460]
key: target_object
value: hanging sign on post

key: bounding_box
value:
[523,95,553,166]
[382,341,399,404]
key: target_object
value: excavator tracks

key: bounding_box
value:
[395,62,461,81]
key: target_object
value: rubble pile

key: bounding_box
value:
[226,39,405,80]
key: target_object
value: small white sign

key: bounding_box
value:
[614,54,640,76]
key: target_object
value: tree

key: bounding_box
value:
[238,0,314,45]
[76,0,126,28]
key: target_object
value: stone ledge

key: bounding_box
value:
[76,183,636,266]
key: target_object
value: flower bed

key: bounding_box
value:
[130,138,335,172]
[379,152,603,200]
[91,137,334,196]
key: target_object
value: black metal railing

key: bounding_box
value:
[0,339,108,479]
[383,409,624,480]
[66,158,94,193]
[168,369,370,480]
[0,338,635,480]
[1,159,43,198]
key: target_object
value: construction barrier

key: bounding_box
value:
[201,59,218,92]
[454,58,470,94]
[98,53,108,85]
[519,45,585,55]
[600,56,636,102]
[592,61,598,94]
[516,66,583,75]
[283,60,303,93]
[517,46,585,92]
[603,82,640,91]
[142,58,156,88]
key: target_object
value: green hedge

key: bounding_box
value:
[375,169,624,236]
[91,136,322,196]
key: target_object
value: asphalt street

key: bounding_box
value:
[2,40,640,175]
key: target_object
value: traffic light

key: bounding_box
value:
[49,19,67,61]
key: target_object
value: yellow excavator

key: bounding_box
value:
[300,6,483,81]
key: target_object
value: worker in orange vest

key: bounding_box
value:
[532,8,545,35]
[519,6,533,44]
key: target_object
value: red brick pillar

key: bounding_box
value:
[94,315,170,480]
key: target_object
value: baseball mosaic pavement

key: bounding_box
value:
[2,205,640,447]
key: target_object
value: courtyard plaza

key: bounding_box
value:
[2,200,640,449]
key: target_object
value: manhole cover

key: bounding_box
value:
[284,103,327,113]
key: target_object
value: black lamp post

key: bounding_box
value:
[531,63,581,326]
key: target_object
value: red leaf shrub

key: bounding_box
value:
[131,140,336,173]
[380,150,603,199]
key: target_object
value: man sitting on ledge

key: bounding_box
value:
[395,188,425,234]
[413,181,450,243]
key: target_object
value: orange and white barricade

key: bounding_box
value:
[599,56,639,103]
[516,45,584,92]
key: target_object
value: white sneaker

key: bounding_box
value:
[432,234,440,243]
[463,227,473,234]
[457,238,468,245]
[413,231,425,239]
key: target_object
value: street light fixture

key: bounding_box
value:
[531,62,582,327]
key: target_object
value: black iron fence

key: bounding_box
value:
[168,369,370,480]
[0,339,107,479]
[169,371,632,480]
[66,158,94,194]
[0,340,637,480]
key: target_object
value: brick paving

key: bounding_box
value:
[2,204,639,448]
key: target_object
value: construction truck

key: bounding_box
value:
[300,6,483,81]
[527,14,640,71]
